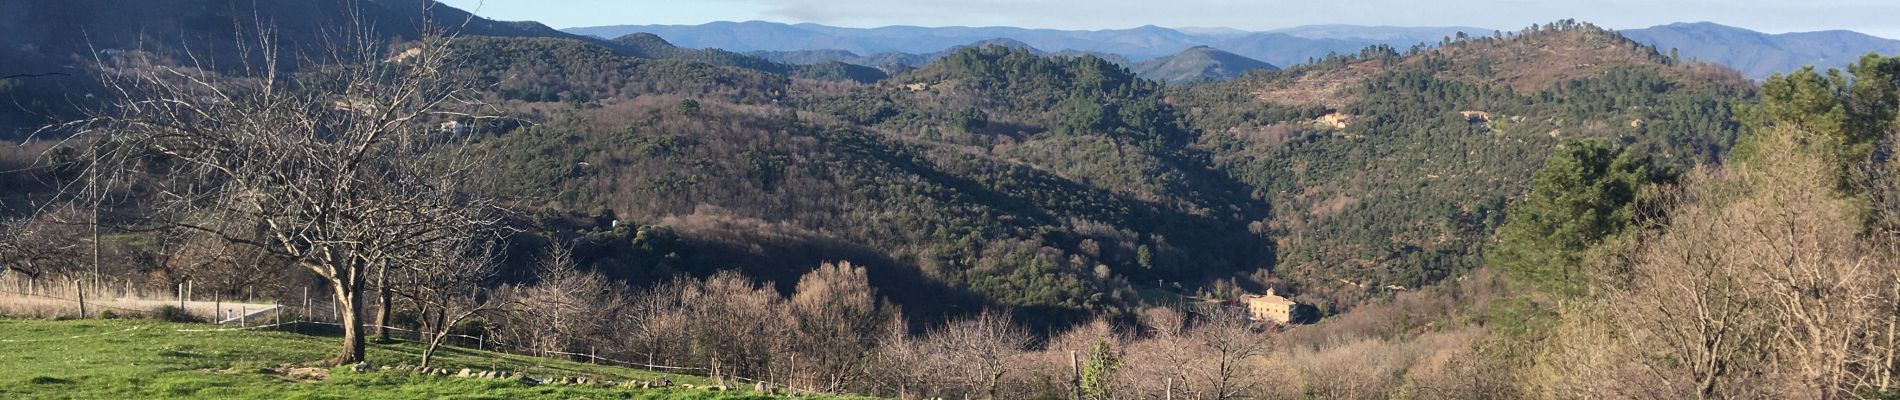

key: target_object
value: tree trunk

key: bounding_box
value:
[420,308,481,369]
[331,281,366,366]
[375,264,391,342]
[420,310,447,369]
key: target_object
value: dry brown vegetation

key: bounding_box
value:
[1522,126,1900,399]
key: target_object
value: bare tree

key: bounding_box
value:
[160,226,289,300]
[0,212,87,282]
[869,318,932,399]
[620,278,689,368]
[505,245,619,358]
[927,310,1031,400]
[788,261,893,393]
[55,15,501,364]
[1616,127,1896,399]
[392,235,503,369]
[683,271,785,384]
[1188,305,1270,400]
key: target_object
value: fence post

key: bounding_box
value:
[1071,350,1082,400]
[75,280,87,318]
[214,293,221,324]
[241,306,247,327]
[478,334,485,350]
[178,283,185,310]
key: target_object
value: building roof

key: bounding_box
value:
[1244,294,1296,307]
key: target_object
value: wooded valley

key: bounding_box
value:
[3,1,1900,398]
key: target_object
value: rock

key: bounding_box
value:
[351,362,372,373]
[755,382,767,392]
[379,366,391,371]
[456,368,473,378]
[575,377,590,385]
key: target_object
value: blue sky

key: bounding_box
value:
[435,0,1900,39]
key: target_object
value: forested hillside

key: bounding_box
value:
[1171,20,1750,304]
[4,7,1759,321]
[20,1,1900,398]
[453,39,1276,323]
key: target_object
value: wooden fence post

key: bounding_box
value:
[75,280,87,318]
[1071,350,1082,400]
[178,283,185,310]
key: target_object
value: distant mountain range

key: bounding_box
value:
[566,22,1482,67]
[1621,22,1900,79]
[568,21,1900,80]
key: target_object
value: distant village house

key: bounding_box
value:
[1242,288,1307,324]
[439,120,470,135]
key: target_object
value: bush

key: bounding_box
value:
[98,309,117,319]
[157,306,202,323]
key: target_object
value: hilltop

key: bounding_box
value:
[1133,46,1279,84]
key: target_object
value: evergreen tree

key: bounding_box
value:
[1491,140,1668,295]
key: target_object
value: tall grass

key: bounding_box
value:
[0,275,272,320]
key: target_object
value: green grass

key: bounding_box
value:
[0,319,868,399]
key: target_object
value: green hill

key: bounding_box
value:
[1133,46,1279,84]
[0,319,852,399]
[1171,20,1751,303]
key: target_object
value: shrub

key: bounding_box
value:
[157,306,203,323]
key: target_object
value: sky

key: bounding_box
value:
[434,0,1900,39]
